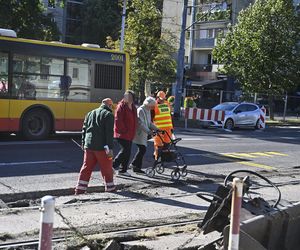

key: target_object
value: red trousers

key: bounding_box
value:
[75,149,115,194]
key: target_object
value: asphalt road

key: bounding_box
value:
[0,126,300,246]
[0,126,299,179]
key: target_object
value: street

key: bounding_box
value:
[0,126,300,248]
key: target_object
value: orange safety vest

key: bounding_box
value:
[153,101,173,130]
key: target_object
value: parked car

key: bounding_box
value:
[203,102,262,130]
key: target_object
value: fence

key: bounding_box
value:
[185,88,300,121]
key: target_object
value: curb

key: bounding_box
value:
[266,123,300,127]
[0,184,126,203]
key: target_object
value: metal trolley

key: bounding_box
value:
[146,131,187,181]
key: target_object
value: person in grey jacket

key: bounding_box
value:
[130,97,158,173]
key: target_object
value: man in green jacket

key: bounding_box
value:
[75,98,115,194]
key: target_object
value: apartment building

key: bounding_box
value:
[42,0,83,43]
[186,0,254,91]
[161,0,194,63]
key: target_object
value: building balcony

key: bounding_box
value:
[193,38,216,49]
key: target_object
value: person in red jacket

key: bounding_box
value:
[113,90,137,176]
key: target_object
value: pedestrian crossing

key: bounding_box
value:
[185,151,288,170]
[220,151,288,170]
[221,151,288,159]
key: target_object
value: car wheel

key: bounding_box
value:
[224,119,234,130]
[255,119,260,130]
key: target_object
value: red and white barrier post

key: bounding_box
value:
[228,178,243,250]
[39,195,55,250]
[259,106,266,129]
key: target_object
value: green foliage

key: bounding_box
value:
[213,0,300,96]
[0,0,60,41]
[124,0,176,101]
[75,0,121,47]
[197,10,231,22]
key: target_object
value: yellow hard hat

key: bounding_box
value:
[157,91,166,100]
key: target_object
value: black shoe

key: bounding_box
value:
[133,168,145,174]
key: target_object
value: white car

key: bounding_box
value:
[204,102,262,130]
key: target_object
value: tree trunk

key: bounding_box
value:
[137,80,146,104]
[268,94,275,120]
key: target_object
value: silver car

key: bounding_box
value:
[208,102,261,130]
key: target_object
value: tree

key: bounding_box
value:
[0,0,60,41]
[124,0,176,102]
[74,0,121,47]
[213,0,300,119]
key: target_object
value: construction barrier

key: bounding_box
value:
[184,108,225,129]
[183,106,266,130]
[39,196,55,250]
[259,106,266,129]
[185,108,226,121]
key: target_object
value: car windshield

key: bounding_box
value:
[213,103,238,111]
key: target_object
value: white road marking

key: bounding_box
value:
[185,153,203,157]
[181,138,204,141]
[280,137,297,140]
[0,160,62,166]
[148,138,204,142]
[0,140,65,146]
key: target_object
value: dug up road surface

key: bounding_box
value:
[0,126,300,249]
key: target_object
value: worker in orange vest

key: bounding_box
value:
[152,91,174,160]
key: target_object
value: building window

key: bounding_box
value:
[207,54,212,64]
[186,31,191,39]
[187,6,192,15]
[48,0,56,8]
[41,65,50,80]
[207,29,214,38]
[72,68,79,79]
[94,64,123,90]
[184,56,189,64]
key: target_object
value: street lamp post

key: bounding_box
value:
[120,0,127,51]
[174,0,188,118]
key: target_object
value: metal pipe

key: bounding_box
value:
[188,0,196,67]
[220,90,223,104]
[283,93,288,122]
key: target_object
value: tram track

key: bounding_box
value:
[0,218,204,249]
